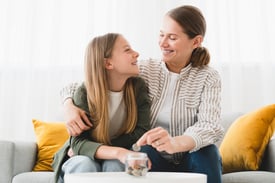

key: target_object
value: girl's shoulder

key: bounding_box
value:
[130,76,147,87]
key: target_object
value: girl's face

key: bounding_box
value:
[159,15,201,70]
[106,35,139,77]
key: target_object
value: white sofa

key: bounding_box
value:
[1,113,275,183]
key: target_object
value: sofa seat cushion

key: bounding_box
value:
[222,171,275,183]
[12,172,54,183]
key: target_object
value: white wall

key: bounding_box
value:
[0,0,274,141]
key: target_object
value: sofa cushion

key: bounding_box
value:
[261,136,275,172]
[222,171,275,183]
[219,104,275,173]
[12,172,54,183]
[32,119,69,171]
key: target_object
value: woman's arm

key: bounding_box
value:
[60,82,79,103]
[61,82,93,136]
[184,68,224,151]
[136,126,195,154]
[64,98,93,136]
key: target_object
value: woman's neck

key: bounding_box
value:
[165,62,189,73]
[164,57,190,73]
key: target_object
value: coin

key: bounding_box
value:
[132,143,141,152]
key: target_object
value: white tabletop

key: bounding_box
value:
[65,172,206,183]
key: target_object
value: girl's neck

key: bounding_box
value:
[107,75,127,92]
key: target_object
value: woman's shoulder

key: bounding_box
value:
[138,58,162,68]
[138,58,167,77]
[192,65,220,78]
[193,66,221,87]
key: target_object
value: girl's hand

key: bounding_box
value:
[116,148,132,164]
[116,148,152,170]
[67,147,74,157]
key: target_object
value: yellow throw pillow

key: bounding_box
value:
[32,119,69,171]
[219,104,275,173]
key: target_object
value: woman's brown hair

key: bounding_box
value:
[167,5,210,67]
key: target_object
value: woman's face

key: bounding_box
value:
[159,15,199,69]
[106,35,139,77]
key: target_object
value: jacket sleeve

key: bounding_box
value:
[111,77,151,149]
[69,83,102,159]
[69,132,102,160]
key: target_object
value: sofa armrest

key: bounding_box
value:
[261,136,275,172]
[13,141,37,174]
[0,140,37,183]
[0,140,14,183]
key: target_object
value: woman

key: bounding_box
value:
[135,6,224,183]
[52,33,151,183]
[61,5,224,183]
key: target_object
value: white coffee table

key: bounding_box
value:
[64,172,206,183]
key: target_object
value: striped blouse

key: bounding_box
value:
[138,59,224,153]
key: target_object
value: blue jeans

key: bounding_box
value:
[140,144,222,183]
[58,155,124,183]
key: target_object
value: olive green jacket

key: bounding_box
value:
[52,77,151,182]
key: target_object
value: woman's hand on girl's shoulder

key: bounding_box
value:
[64,98,93,136]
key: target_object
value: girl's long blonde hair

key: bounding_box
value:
[84,33,137,145]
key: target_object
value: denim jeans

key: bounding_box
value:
[58,155,124,183]
[140,144,222,183]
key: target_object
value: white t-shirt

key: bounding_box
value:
[155,72,179,131]
[108,91,126,139]
[155,72,179,160]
